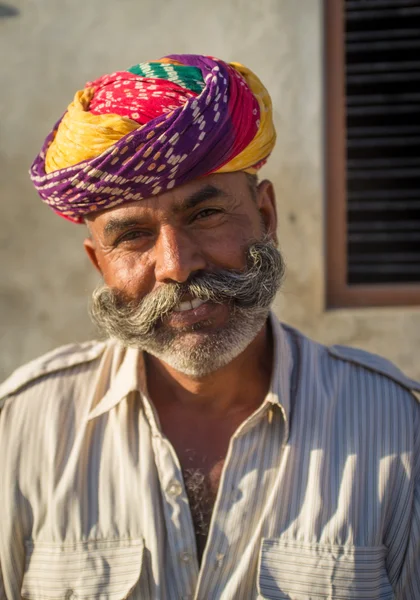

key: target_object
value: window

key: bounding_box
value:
[325,0,420,308]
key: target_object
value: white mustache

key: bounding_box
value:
[90,238,285,342]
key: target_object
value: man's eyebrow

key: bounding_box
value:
[103,217,144,237]
[174,184,228,212]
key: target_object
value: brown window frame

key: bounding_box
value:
[325,0,420,309]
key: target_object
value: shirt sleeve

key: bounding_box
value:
[0,564,6,600]
[393,401,420,600]
[0,404,7,600]
[0,402,5,600]
[0,398,26,600]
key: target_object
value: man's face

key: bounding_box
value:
[84,172,282,376]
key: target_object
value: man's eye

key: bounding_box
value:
[194,208,223,220]
[115,230,150,245]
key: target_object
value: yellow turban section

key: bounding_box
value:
[217,63,275,175]
[45,89,139,174]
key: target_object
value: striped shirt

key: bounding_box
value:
[0,314,419,600]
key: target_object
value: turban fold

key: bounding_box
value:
[30,54,276,223]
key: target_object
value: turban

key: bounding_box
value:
[30,54,276,223]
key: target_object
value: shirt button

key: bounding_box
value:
[168,481,183,497]
[215,552,225,568]
[180,551,192,563]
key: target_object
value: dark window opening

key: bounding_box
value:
[326,0,420,306]
[346,0,420,285]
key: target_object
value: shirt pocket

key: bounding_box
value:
[21,538,144,600]
[257,538,395,600]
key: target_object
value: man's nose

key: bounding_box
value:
[154,225,207,283]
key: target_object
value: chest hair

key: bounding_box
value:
[181,458,223,561]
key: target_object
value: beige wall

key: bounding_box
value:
[1,0,419,381]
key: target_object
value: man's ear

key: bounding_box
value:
[256,179,278,244]
[83,236,103,275]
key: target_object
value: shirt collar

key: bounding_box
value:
[87,312,295,440]
[87,344,143,421]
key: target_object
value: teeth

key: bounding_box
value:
[191,298,206,309]
[173,298,207,312]
[173,300,193,312]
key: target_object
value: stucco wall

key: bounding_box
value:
[1,0,419,381]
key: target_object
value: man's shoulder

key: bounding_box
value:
[280,321,420,398]
[326,341,420,395]
[0,340,109,409]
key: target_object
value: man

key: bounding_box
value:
[0,54,419,600]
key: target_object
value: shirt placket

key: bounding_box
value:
[143,397,199,600]
[194,403,279,600]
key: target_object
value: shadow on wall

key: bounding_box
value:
[0,3,19,17]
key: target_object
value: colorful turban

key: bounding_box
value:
[30,54,276,223]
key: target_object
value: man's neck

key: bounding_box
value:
[145,321,274,417]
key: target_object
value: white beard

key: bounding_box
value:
[137,305,270,377]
